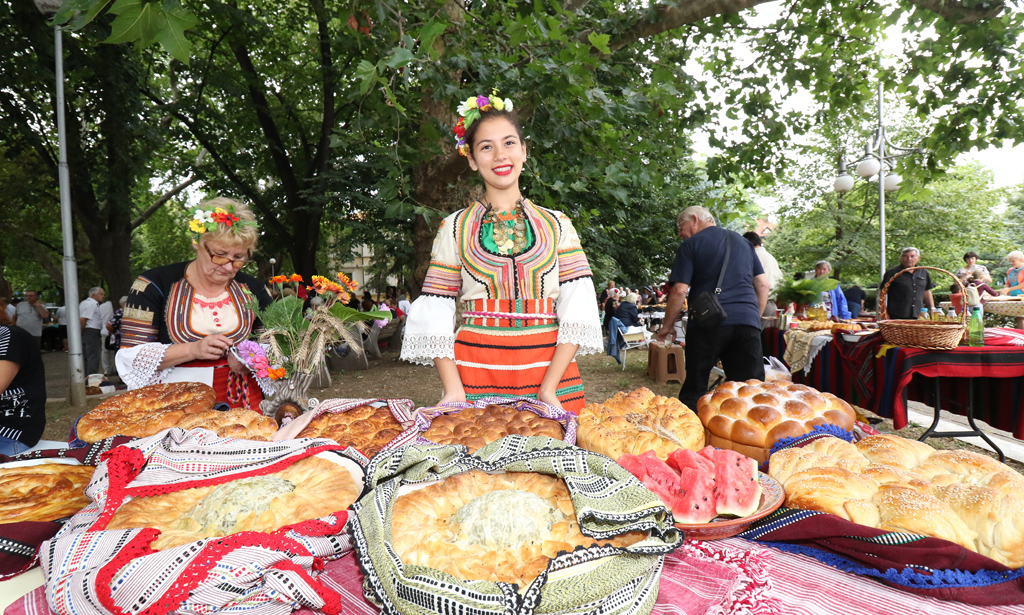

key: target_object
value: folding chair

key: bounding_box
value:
[619,327,652,370]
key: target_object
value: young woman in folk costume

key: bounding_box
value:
[401,92,603,413]
[115,198,273,411]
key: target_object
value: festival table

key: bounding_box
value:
[835,332,1024,459]
[762,327,850,397]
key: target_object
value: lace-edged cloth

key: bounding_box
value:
[122,342,174,390]
[558,321,604,355]
[400,332,456,365]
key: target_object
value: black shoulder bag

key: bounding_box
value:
[688,236,731,328]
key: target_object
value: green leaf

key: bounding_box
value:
[152,5,197,63]
[105,0,154,44]
[385,47,415,69]
[418,21,447,60]
[587,32,611,55]
[328,304,391,323]
[355,60,378,96]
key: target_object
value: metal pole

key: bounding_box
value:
[54,23,86,407]
[877,81,886,281]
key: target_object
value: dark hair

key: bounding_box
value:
[464,109,523,156]
[742,231,762,247]
[964,251,979,261]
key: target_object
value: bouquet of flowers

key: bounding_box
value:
[243,273,389,379]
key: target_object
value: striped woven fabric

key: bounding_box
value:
[456,299,584,413]
[39,428,362,615]
[558,245,592,285]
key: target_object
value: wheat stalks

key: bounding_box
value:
[625,412,687,448]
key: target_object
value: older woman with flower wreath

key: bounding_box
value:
[115,197,273,411]
[401,92,603,413]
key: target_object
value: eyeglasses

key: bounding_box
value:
[203,243,249,269]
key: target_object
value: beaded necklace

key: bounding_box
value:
[483,198,528,255]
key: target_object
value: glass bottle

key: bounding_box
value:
[968,306,985,347]
[918,308,929,321]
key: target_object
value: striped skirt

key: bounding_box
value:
[455,298,585,414]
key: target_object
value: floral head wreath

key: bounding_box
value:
[187,203,256,242]
[452,89,515,156]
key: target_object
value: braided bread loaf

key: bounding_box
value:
[422,405,564,453]
[174,408,279,441]
[697,380,857,462]
[769,434,1024,567]
[577,388,703,460]
[77,382,216,443]
[297,405,403,457]
[0,463,96,522]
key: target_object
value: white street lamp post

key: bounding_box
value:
[269,258,277,279]
[35,0,86,407]
[833,81,923,280]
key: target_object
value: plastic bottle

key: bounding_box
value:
[968,306,985,347]
[946,308,957,321]
[918,308,929,321]
[931,308,943,321]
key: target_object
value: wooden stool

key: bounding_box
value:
[647,341,685,385]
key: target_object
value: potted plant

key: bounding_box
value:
[241,273,389,422]
[775,277,840,320]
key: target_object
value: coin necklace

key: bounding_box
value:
[484,199,528,255]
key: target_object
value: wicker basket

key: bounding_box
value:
[878,266,967,350]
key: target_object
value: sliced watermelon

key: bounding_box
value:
[637,451,680,494]
[669,468,717,524]
[700,447,762,517]
[667,448,715,477]
[616,453,648,482]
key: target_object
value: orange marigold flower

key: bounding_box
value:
[336,272,358,292]
[289,273,303,283]
[269,275,288,284]
[268,367,287,380]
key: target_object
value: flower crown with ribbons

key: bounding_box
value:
[188,204,256,241]
[453,90,515,156]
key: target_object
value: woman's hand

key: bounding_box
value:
[226,351,249,375]
[1000,287,1011,296]
[191,334,234,360]
[438,390,467,404]
[537,388,564,410]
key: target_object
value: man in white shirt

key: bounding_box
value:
[79,287,106,376]
[98,299,115,375]
[743,232,784,324]
[397,294,412,320]
[13,290,51,347]
[56,305,68,351]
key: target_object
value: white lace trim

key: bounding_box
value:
[400,333,456,366]
[558,322,604,355]
[124,343,174,390]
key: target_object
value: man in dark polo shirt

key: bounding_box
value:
[656,206,770,411]
[880,247,935,320]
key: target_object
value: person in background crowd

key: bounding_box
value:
[79,287,106,376]
[657,206,768,411]
[56,304,68,351]
[0,297,14,321]
[397,294,412,319]
[844,285,867,318]
[1000,251,1024,297]
[603,288,620,335]
[599,281,615,306]
[615,292,642,328]
[956,251,993,286]
[0,308,46,456]
[743,232,783,324]
[814,261,852,320]
[104,296,127,374]
[12,290,51,348]
[99,297,115,375]
[880,247,934,319]
[115,198,272,411]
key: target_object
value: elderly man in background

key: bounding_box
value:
[12,290,51,348]
[881,247,934,320]
[814,260,852,320]
[743,232,783,324]
[657,206,769,411]
[79,286,106,375]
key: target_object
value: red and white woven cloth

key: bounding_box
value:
[34,428,361,615]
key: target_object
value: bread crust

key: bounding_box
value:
[106,455,359,550]
[422,405,564,453]
[577,388,703,460]
[174,408,279,441]
[768,434,1024,567]
[297,405,402,457]
[697,380,856,462]
[390,470,644,586]
[77,383,216,443]
[0,464,96,522]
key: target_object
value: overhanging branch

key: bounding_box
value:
[609,0,776,52]
[130,175,201,230]
[906,0,1004,23]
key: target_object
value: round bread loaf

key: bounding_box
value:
[0,463,95,523]
[175,408,279,441]
[77,382,216,443]
[297,405,403,457]
[831,323,862,333]
[577,388,703,460]
[422,405,564,453]
[768,434,1024,568]
[697,380,856,463]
